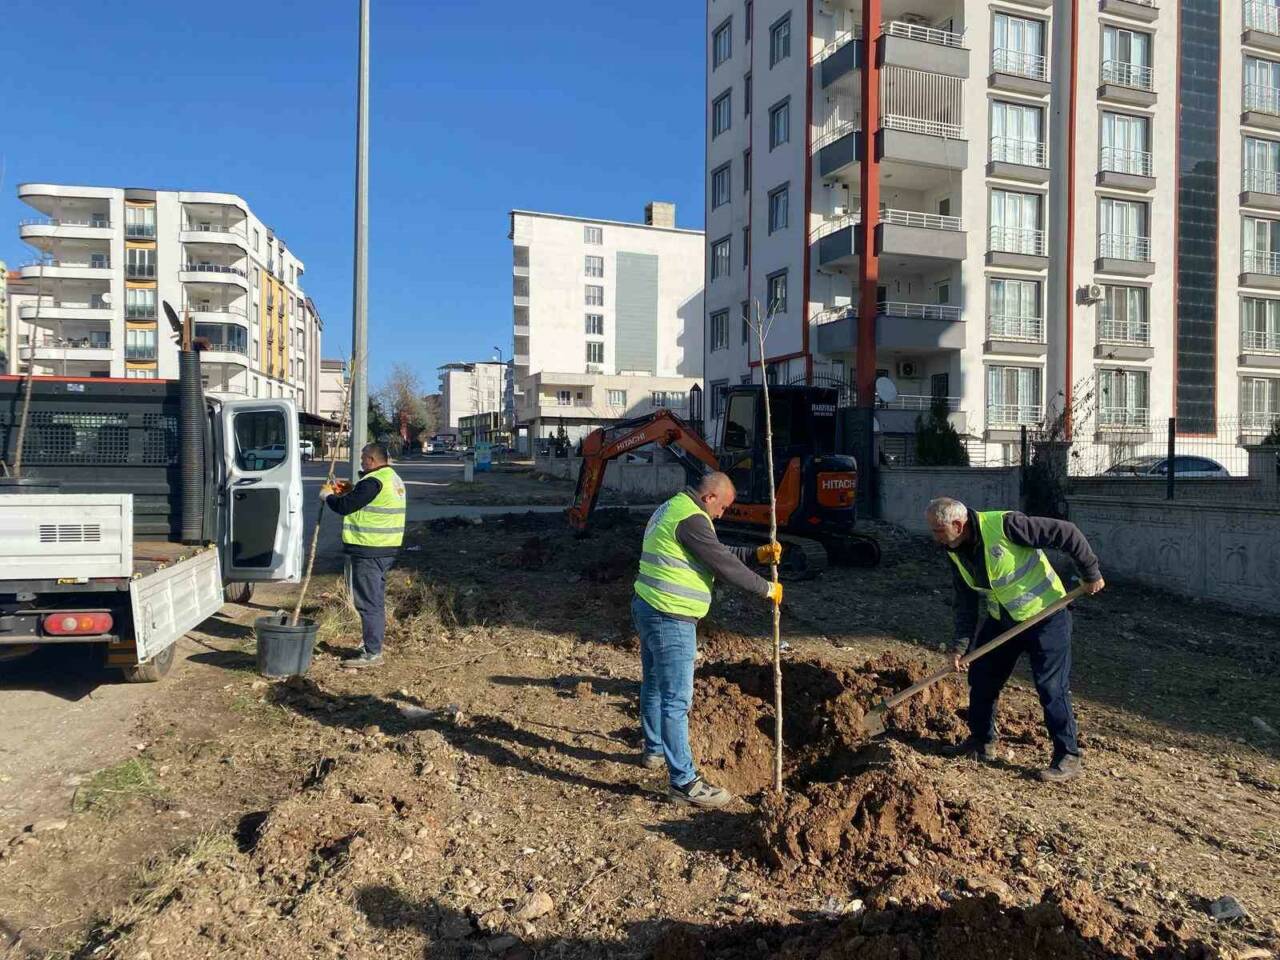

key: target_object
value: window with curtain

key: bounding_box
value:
[767,270,788,314]
[1242,297,1280,351]
[1244,216,1280,273]
[988,278,1041,340]
[1103,26,1152,88]
[711,164,731,209]
[711,237,732,280]
[710,310,729,350]
[989,189,1043,253]
[586,342,604,364]
[769,99,790,149]
[768,184,789,233]
[1101,112,1151,175]
[991,12,1045,77]
[1100,285,1149,343]
[585,285,604,306]
[990,101,1044,165]
[585,314,604,335]
[585,255,604,277]
[713,91,732,138]
[1098,368,1150,424]
[987,365,1041,423]
[1099,198,1149,259]
[1245,136,1280,194]
[126,287,156,319]
[713,19,732,68]
[1242,377,1280,426]
[769,14,790,66]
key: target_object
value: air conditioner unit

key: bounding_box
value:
[897,359,920,379]
[1086,283,1104,302]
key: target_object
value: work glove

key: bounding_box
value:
[319,482,336,501]
[765,581,783,606]
[756,542,783,565]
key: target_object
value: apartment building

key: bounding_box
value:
[438,360,508,429]
[508,204,705,445]
[8,183,320,408]
[318,358,348,425]
[0,263,9,370]
[704,0,1280,465]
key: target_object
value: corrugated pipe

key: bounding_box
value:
[178,350,206,544]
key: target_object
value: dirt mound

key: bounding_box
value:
[507,535,552,570]
[582,547,637,584]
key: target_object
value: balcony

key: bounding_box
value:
[986,226,1048,269]
[1098,0,1159,22]
[880,66,966,167]
[1240,329,1280,368]
[180,220,248,250]
[989,48,1051,96]
[125,344,158,361]
[19,301,113,324]
[877,208,966,265]
[880,21,969,80]
[20,336,113,364]
[1242,249,1280,289]
[1096,234,1155,276]
[1099,60,1157,107]
[987,137,1049,183]
[125,222,157,240]
[189,304,250,327]
[1245,1,1280,52]
[814,24,863,88]
[815,212,863,269]
[19,216,112,243]
[986,403,1042,440]
[1242,168,1280,211]
[815,123,861,183]
[1097,319,1154,360]
[813,301,965,353]
[1096,407,1151,444]
[1098,146,1156,190]
[19,258,111,281]
[125,262,157,280]
[1243,84,1280,131]
[986,314,1046,355]
[180,262,249,289]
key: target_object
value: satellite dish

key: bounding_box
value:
[99,291,112,306]
[874,376,898,405]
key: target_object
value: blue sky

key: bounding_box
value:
[0,0,705,392]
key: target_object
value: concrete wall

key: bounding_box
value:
[1069,477,1265,501]
[878,466,1022,533]
[1067,495,1280,615]
[535,454,684,499]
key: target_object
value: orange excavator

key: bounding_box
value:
[567,384,881,575]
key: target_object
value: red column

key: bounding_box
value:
[856,0,882,408]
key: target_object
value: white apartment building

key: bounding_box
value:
[704,0,1280,466]
[317,358,349,425]
[9,183,321,410]
[438,360,508,429]
[509,204,705,445]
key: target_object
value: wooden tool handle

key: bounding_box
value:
[880,585,1087,712]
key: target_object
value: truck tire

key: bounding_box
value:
[224,581,254,604]
[122,642,176,683]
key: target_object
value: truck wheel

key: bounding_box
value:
[224,581,254,604]
[122,643,176,683]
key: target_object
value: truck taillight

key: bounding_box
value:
[42,612,114,636]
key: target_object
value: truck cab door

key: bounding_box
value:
[219,399,303,582]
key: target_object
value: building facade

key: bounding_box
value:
[438,360,508,429]
[704,0,1280,466]
[317,358,349,425]
[9,184,320,407]
[509,205,705,445]
[0,263,8,371]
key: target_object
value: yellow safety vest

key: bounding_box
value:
[634,492,715,619]
[948,510,1066,622]
[342,465,406,548]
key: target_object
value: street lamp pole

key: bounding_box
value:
[348,0,370,480]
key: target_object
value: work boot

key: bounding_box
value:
[348,651,383,669]
[948,737,998,762]
[668,777,733,809]
[1038,753,1083,784]
[640,752,665,771]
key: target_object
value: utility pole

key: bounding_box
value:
[348,0,371,478]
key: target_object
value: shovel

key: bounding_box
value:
[860,585,1087,738]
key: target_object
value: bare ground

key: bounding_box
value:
[1,509,1277,960]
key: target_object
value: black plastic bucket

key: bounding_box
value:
[254,614,317,678]
[0,477,62,495]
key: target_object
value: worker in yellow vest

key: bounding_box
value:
[925,496,1104,783]
[634,472,783,808]
[321,442,406,667]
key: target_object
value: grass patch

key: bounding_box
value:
[72,758,162,816]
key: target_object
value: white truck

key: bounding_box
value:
[0,355,303,681]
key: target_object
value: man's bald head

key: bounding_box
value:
[695,472,736,519]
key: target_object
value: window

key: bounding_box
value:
[253,228,260,252]
[1245,136,1280,194]
[712,237,732,280]
[1100,285,1149,343]
[126,247,155,279]
[585,313,604,335]
[745,0,752,41]
[1247,56,1280,114]
[710,380,729,419]
[608,389,627,407]
[1103,25,1152,89]
[556,390,572,406]
[744,72,752,116]
[585,285,604,306]
[125,287,156,319]
[710,309,730,350]
[234,410,288,472]
[988,278,1042,340]
[713,90,732,138]
[743,149,751,193]
[1242,376,1280,427]
[1245,216,1280,274]
[1242,297,1280,352]
[769,14,791,66]
[713,18,732,68]
[723,393,757,452]
[1099,198,1149,260]
[768,183,789,233]
[767,269,788,314]
[990,101,1044,166]
[741,301,751,343]
[125,205,156,239]
[769,99,790,149]
[1101,112,1152,176]
[711,163,732,209]
[253,267,260,289]
[1098,369,1150,425]
[987,366,1042,424]
[586,341,604,364]
[742,226,750,268]
[585,255,604,277]
[992,13,1046,79]
[652,391,687,409]
[126,367,157,380]
[989,189,1044,254]
[584,225,603,244]
[253,340,260,361]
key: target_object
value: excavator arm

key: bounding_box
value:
[567,409,720,530]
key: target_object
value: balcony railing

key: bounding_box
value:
[126,305,158,320]
[1243,328,1280,352]
[125,223,157,239]
[991,47,1047,81]
[1101,59,1154,91]
[1244,249,1280,275]
[881,208,963,231]
[884,394,962,412]
[987,403,1042,427]
[1242,408,1280,430]
[189,303,248,317]
[988,226,1046,256]
[125,345,157,360]
[810,304,857,326]
[882,113,964,140]
[22,258,111,270]
[1245,83,1280,116]
[812,118,859,153]
[183,262,247,278]
[811,22,863,64]
[20,216,111,229]
[182,221,246,237]
[1101,145,1154,177]
[1243,168,1280,195]
[200,340,249,356]
[810,210,862,243]
[988,314,1045,342]
[1099,319,1151,344]
[1246,0,1280,35]
[885,20,964,47]
[1099,233,1152,261]
[125,263,156,279]
[990,137,1047,167]
[882,301,962,321]
[1098,407,1150,428]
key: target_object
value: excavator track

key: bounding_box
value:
[719,526,830,581]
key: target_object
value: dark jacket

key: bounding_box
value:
[324,468,399,558]
[665,488,772,622]
[947,508,1100,643]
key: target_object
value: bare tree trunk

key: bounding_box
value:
[753,302,783,795]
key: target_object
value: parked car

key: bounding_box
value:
[1104,455,1229,478]
[299,440,315,461]
[243,442,288,469]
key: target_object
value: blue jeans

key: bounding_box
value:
[967,608,1079,760]
[349,554,396,656]
[632,595,698,787]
